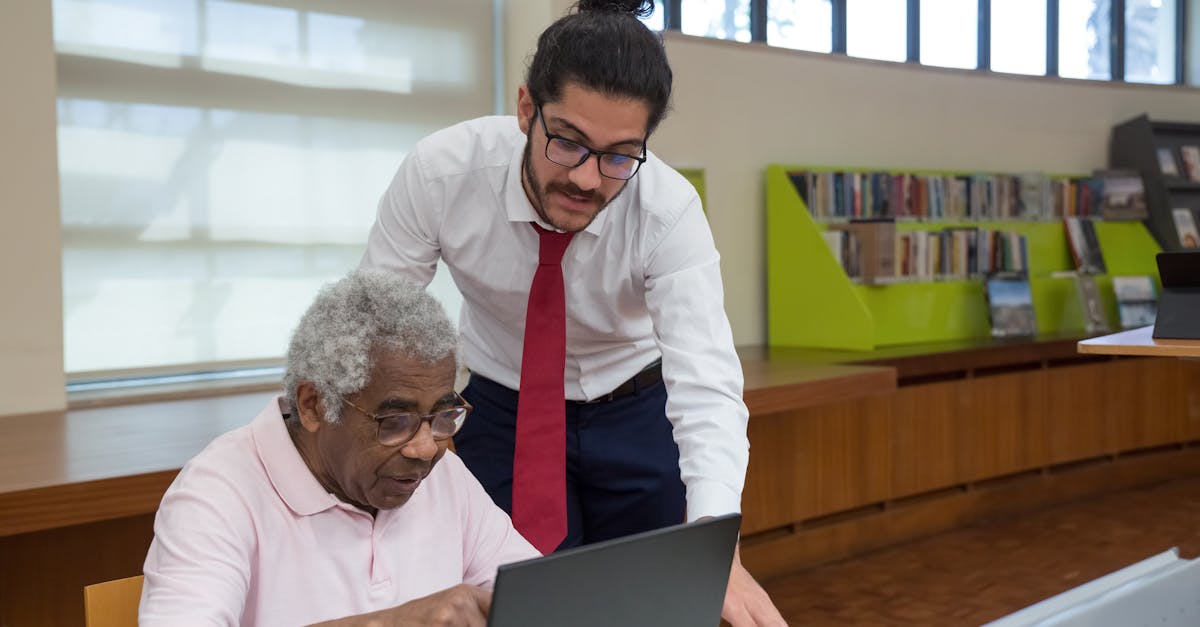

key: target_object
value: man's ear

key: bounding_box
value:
[295,381,327,434]
[516,84,534,134]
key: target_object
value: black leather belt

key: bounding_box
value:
[575,360,663,404]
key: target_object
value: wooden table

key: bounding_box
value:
[1077,325,1200,358]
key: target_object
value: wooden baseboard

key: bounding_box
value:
[741,446,1200,580]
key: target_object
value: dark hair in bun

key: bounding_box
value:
[525,0,672,134]
[575,0,655,19]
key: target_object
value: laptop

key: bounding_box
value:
[488,513,741,627]
[1152,251,1200,339]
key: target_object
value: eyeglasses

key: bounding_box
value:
[536,105,647,180]
[341,393,472,447]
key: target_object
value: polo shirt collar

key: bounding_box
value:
[251,396,340,517]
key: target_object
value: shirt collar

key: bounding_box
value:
[503,135,620,237]
[251,396,340,517]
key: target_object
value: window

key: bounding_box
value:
[1125,0,1177,84]
[847,0,907,62]
[639,1,666,30]
[768,0,833,52]
[920,0,978,69]
[991,0,1048,75]
[682,0,752,42]
[1059,0,1111,79]
[55,0,486,376]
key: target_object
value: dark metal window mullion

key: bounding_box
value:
[978,0,990,70]
[832,0,847,54]
[1174,0,1185,84]
[1046,0,1059,76]
[666,0,682,31]
[907,0,920,63]
[1112,0,1124,80]
[751,0,767,42]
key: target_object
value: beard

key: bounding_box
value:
[521,136,627,233]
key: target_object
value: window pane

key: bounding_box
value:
[639,1,665,31]
[920,0,978,69]
[1059,0,1110,79]
[54,0,485,374]
[1126,0,1176,84]
[847,0,907,62]
[681,0,751,42]
[768,0,832,53]
[991,0,1047,75]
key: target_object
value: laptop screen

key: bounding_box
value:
[1154,251,1200,339]
[488,513,741,627]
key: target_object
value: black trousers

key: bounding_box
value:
[453,373,687,552]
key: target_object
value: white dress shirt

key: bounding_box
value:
[361,115,749,520]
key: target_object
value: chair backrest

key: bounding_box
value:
[83,575,144,627]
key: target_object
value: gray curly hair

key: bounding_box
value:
[283,269,458,423]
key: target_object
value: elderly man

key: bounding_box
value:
[139,270,538,626]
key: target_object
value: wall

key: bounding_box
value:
[0,0,65,415]
[4,2,1200,418]
[650,35,1200,344]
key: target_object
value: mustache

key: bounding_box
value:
[547,181,599,202]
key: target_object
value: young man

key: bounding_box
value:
[139,271,539,626]
[361,2,784,624]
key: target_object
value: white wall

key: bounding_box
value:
[650,35,1200,345]
[0,0,66,415]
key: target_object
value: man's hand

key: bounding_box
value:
[311,584,491,627]
[721,545,787,627]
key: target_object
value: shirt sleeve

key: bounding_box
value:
[643,194,750,522]
[139,461,257,627]
[451,454,541,588]
[359,145,444,286]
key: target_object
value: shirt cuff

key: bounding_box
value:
[685,479,742,522]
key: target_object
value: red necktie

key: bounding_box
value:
[512,223,575,554]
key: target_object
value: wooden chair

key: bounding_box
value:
[83,575,144,627]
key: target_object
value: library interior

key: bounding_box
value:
[3,0,1200,625]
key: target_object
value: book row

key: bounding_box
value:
[822,221,1029,283]
[790,170,1144,222]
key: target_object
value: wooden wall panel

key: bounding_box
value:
[743,410,810,534]
[0,513,154,627]
[958,370,1049,482]
[804,395,891,520]
[1045,363,1117,464]
[1179,360,1200,440]
[890,382,962,499]
[1108,359,1194,454]
[743,396,891,533]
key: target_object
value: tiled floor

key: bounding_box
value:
[763,476,1200,626]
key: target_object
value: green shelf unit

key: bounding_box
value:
[766,165,1163,350]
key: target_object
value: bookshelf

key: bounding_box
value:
[1110,114,1200,252]
[766,164,1162,350]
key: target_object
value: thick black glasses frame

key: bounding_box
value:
[535,105,647,180]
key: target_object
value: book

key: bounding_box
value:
[1111,275,1158,328]
[1064,217,1107,274]
[1074,274,1110,334]
[1171,208,1200,249]
[1181,145,1200,183]
[829,219,895,284]
[985,275,1037,338]
[1093,169,1148,221]
[1157,146,1181,178]
[1017,172,1051,220]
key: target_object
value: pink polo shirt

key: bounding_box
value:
[139,396,539,627]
